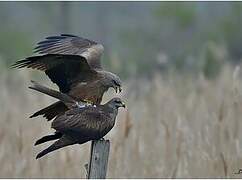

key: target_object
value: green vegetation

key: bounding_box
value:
[1,2,242,80]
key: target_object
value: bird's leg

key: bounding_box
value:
[75,99,95,109]
[83,99,94,106]
[75,102,86,108]
[82,99,97,108]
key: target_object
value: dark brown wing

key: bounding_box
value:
[12,54,97,93]
[34,34,103,69]
[52,106,111,135]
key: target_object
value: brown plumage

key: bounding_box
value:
[29,81,125,159]
[11,34,122,121]
[29,80,89,109]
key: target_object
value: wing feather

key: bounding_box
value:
[34,34,103,69]
[52,107,106,133]
[11,54,97,93]
[12,34,103,93]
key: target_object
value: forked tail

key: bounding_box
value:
[29,80,76,108]
[35,132,63,145]
[36,135,75,159]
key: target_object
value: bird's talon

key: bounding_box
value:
[83,99,94,106]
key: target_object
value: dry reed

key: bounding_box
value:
[1,65,242,178]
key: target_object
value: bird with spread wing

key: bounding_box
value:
[12,34,122,121]
[29,81,125,159]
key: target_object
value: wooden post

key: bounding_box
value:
[87,140,110,179]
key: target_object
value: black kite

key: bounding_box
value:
[12,34,122,121]
[29,81,125,159]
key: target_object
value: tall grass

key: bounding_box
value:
[1,65,242,178]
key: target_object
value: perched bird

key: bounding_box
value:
[11,34,122,121]
[29,81,125,159]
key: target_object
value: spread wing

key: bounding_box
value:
[52,107,110,134]
[12,54,97,93]
[34,34,104,69]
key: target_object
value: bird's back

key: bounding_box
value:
[52,105,116,143]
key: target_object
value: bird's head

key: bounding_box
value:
[107,97,126,109]
[101,71,122,93]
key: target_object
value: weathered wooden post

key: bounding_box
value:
[86,140,110,179]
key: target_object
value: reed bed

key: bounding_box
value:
[1,65,242,178]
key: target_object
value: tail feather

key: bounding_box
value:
[36,136,75,159]
[35,132,63,146]
[30,101,68,121]
[29,80,76,107]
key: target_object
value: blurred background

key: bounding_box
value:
[1,1,242,178]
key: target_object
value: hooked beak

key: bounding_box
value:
[114,85,122,93]
[119,86,122,93]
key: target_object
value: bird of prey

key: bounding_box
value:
[11,34,122,121]
[29,81,125,159]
